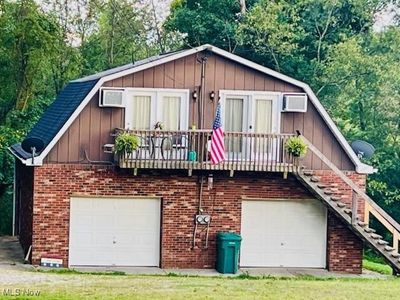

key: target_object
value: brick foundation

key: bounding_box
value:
[28,164,364,273]
[327,212,363,273]
[313,170,366,218]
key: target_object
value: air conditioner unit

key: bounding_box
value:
[282,93,308,112]
[100,89,125,107]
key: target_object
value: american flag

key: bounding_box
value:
[210,102,225,164]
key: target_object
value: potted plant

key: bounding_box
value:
[285,136,308,165]
[154,121,164,130]
[115,131,139,159]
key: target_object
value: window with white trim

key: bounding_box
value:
[125,89,189,131]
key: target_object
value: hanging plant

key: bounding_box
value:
[115,132,139,155]
[285,136,308,157]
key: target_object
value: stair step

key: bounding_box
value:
[384,246,395,251]
[357,221,368,227]
[330,196,341,202]
[343,208,352,215]
[310,176,320,183]
[391,252,400,258]
[364,227,376,233]
[303,170,314,176]
[324,190,334,195]
[317,184,329,189]
[377,239,389,245]
[337,202,346,208]
[371,233,383,239]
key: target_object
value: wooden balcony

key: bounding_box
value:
[114,129,299,174]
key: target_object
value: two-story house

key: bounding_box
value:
[10,45,400,274]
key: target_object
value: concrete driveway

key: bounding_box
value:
[0,235,389,285]
[0,236,24,267]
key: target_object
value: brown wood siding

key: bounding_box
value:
[280,101,354,170]
[44,52,355,170]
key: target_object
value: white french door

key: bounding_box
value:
[125,89,189,131]
[251,95,280,161]
[124,89,189,160]
[220,91,280,161]
[223,96,248,159]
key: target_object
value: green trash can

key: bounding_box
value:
[216,232,242,274]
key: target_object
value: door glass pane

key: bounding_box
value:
[132,96,151,129]
[255,99,272,133]
[161,96,180,130]
[254,99,273,159]
[225,98,243,153]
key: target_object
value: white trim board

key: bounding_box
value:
[13,44,374,173]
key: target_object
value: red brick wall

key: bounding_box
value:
[15,160,34,256]
[327,212,363,273]
[313,170,366,217]
[31,164,364,273]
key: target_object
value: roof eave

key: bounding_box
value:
[8,146,44,166]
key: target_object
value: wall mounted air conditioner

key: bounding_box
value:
[282,93,308,112]
[99,89,125,107]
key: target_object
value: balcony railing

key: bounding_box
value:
[114,129,298,173]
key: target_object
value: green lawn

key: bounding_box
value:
[1,273,400,300]
[363,258,393,275]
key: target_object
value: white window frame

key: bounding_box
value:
[124,88,190,131]
[125,91,156,130]
[219,90,282,134]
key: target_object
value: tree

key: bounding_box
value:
[320,29,400,221]
[0,0,59,118]
[237,0,390,87]
[165,0,258,52]
[236,0,300,72]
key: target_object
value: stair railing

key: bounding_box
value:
[299,134,400,252]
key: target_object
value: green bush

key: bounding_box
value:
[285,136,308,157]
[115,132,139,155]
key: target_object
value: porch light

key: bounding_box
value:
[192,90,198,101]
[209,91,215,101]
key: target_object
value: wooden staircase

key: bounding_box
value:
[295,136,400,274]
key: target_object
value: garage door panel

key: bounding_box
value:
[241,199,327,268]
[69,197,160,267]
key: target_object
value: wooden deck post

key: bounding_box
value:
[351,190,358,225]
[364,201,370,225]
[393,231,399,253]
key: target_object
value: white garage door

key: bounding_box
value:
[69,197,160,267]
[241,199,327,268]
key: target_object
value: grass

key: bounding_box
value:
[363,258,392,275]
[1,272,400,300]
[36,268,127,276]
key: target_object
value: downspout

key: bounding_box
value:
[12,160,16,236]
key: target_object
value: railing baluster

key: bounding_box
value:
[115,130,296,175]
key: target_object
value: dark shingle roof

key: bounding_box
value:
[11,79,98,159]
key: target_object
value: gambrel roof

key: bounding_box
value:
[9,44,374,173]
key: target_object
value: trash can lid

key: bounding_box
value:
[216,232,242,241]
